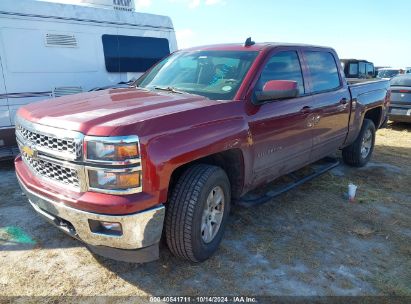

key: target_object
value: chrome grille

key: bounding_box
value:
[21,151,80,189]
[17,124,77,154]
[15,117,83,161]
[15,116,142,195]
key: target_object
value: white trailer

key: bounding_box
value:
[0,0,177,158]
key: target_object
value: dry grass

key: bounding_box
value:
[0,122,410,296]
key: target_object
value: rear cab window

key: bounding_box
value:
[304,51,341,93]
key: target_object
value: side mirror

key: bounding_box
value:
[255,80,299,103]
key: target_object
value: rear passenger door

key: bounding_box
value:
[302,50,351,162]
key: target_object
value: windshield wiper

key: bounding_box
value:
[153,86,184,94]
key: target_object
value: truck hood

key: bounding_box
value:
[18,88,219,136]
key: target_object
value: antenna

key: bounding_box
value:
[244,37,255,47]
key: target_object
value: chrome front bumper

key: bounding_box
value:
[18,178,165,260]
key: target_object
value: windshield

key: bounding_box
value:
[390,75,411,87]
[378,69,400,78]
[136,50,259,100]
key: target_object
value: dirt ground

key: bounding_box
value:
[0,122,410,297]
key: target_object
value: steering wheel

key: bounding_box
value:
[214,64,234,78]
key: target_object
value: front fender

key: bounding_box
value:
[144,116,250,203]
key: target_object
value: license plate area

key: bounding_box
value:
[390,108,410,115]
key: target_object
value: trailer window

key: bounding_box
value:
[304,51,341,93]
[102,35,170,73]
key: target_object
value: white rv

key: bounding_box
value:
[0,0,177,158]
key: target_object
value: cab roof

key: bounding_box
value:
[182,42,333,52]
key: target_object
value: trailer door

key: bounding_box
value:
[0,53,11,128]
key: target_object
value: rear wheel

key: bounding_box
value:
[165,164,231,262]
[342,119,376,167]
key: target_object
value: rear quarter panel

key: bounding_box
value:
[345,79,390,146]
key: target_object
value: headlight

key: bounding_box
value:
[84,136,142,194]
[85,136,140,163]
[88,169,141,193]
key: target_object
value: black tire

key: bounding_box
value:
[342,119,376,167]
[165,164,231,262]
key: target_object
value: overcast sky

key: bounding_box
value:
[45,0,411,67]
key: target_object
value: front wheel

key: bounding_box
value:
[342,119,376,167]
[165,164,231,262]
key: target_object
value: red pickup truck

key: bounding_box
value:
[15,41,390,263]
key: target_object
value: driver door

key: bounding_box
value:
[247,49,314,185]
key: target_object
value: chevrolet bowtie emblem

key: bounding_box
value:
[22,145,38,158]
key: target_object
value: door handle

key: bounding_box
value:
[300,106,312,113]
[340,98,348,105]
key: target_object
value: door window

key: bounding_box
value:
[256,51,305,94]
[304,51,341,93]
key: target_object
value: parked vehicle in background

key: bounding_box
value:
[377,68,403,79]
[405,67,411,74]
[15,41,390,263]
[388,74,411,122]
[0,0,177,159]
[341,59,375,79]
[375,66,389,72]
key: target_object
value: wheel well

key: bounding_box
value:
[168,149,245,201]
[364,107,382,128]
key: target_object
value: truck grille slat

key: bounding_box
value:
[16,117,141,195]
[16,124,77,155]
[16,117,85,191]
[21,152,80,188]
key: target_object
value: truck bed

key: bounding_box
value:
[348,78,390,99]
[345,78,390,144]
[346,78,386,85]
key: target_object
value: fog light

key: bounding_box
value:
[89,220,123,236]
